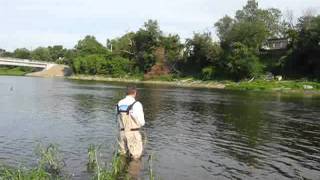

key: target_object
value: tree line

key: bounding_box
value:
[1,0,319,81]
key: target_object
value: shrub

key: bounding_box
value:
[72,55,133,77]
[225,42,263,80]
[201,66,215,80]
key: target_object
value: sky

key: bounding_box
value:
[0,0,319,51]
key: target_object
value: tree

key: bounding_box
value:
[108,32,135,59]
[48,45,67,62]
[215,15,234,45]
[72,54,133,76]
[13,48,31,59]
[159,34,184,68]
[132,20,162,72]
[286,15,320,78]
[182,33,223,77]
[0,48,11,57]
[75,35,106,56]
[225,42,262,80]
[215,0,284,49]
[31,47,51,61]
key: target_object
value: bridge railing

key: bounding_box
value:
[0,57,51,65]
[0,57,54,68]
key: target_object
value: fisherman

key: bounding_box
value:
[117,86,145,159]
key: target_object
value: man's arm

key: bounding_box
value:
[132,102,145,127]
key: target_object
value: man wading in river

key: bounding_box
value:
[117,86,145,159]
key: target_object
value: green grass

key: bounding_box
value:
[226,80,320,91]
[35,144,65,175]
[0,166,52,180]
[0,67,28,76]
[88,144,128,180]
[0,143,158,180]
[0,144,65,180]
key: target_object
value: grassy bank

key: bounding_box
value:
[68,75,226,89]
[0,67,29,76]
[226,80,320,91]
[68,74,320,93]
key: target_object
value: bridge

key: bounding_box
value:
[0,57,55,70]
[0,57,72,77]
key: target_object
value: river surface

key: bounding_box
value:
[0,76,320,180]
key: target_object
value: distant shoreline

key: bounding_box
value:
[67,75,227,89]
[2,72,320,94]
[68,75,320,94]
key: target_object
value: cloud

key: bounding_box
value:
[0,0,319,51]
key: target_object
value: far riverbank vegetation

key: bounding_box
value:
[1,0,320,90]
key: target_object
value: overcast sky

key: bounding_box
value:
[0,0,319,51]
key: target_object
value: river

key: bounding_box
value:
[0,76,320,180]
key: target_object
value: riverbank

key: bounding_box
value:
[68,75,226,89]
[0,67,28,76]
[68,75,320,93]
[227,80,320,91]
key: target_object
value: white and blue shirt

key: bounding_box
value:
[117,95,145,127]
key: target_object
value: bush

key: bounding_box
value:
[201,66,215,80]
[103,57,134,77]
[225,42,263,80]
[72,55,133,77]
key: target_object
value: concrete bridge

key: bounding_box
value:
[0,57,72,77]
[0,57,55,69]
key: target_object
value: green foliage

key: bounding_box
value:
[182,33,222,77]
[225,43,263,80]
[284,15,320,78]
[215,0,284,49]
[108,32,135,59]
[87,144,127,180]
[0,67,33,76]
[31,47,51,61]
[73,54,105,75]
[13,48,31,59]
[0,166,51,180]
[11,46,67,63]
[160,34,184,64]
[132,20,162,72]
[227,20,269,49]
[215,16,234,43]
[36,144,64,175]
[48,45,67,62]
[72,54,133,77]
[227,80,320,91]
[87,144,99,172]
[201,66,216,80]
[75,35,107,56]
[0,144,65,180]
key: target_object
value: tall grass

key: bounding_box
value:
[88,144,127,180]
[0,144,65,180]
[36,144,65,175]
[87,144,99,172]
[0,144,158,180]
[0,166,52,179]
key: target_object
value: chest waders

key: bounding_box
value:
[116,101,143,159]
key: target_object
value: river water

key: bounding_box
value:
[0,76,320,180]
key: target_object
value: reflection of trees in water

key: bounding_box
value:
[268,100,320,170]
[70,89,121,126]
[138,87,164,124]
[211,93,273,168]
[216,94,271,146]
